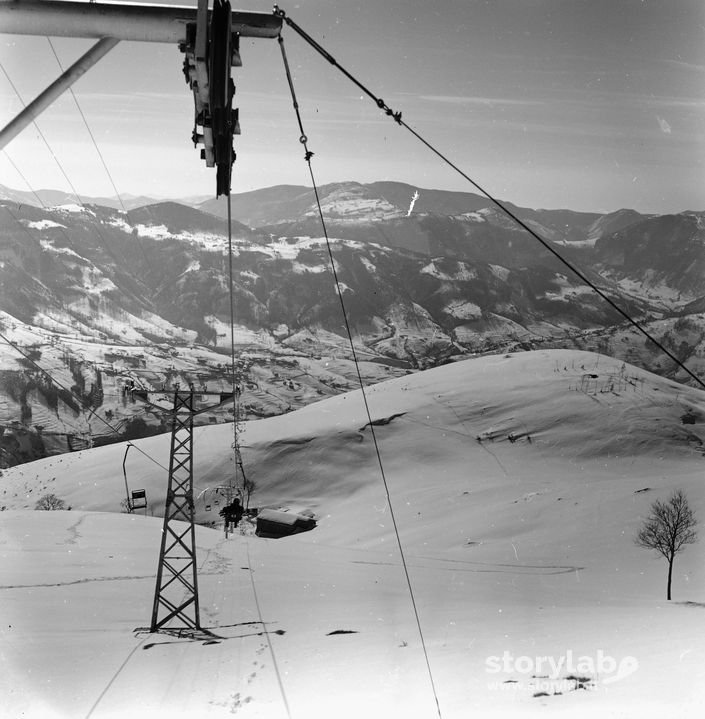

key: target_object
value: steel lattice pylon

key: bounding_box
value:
[150,389,201,632]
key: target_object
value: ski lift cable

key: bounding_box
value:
[82,635,151,719]
[272,6,705,393]
[277,31,444,719]
[2,149,45,207]
[0,320,167,473]
[1,201,47,249]
[0,203,222,468]
[0,59,154,279]
[44,37,158,278]
[2,183,118,300]
[0,59,83,205]
[46,37,127,213]
[245,542,293,719]
[82,529,223,719]
[226,192,243,496]
[0,201,99,346]
[0,157,137,306]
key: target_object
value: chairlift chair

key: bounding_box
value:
[130,489,147,511]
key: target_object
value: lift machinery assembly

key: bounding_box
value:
[0,0,281,194]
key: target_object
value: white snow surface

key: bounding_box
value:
[2,350,705,719]
[25,219,66,230]
[305,191,404,220]
[205,316,276,350]
[553,238,599,248]
[51,204,95,216]
[291,260,327,274]
[544,274,594,302]
[360,256,377,273]
[105,215,131,232]
[458,211,487,222]
[132,224,230,253]
[489,264,511,282]
[442,299,482,320]
[420,260,478,282]
[134,223,170,239]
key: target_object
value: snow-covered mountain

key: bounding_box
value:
[1,182,703,466]
[594,212,705,299]
[2,350,704,717]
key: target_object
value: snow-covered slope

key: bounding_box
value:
[2,350,704,718]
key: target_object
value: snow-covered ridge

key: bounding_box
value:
[51,203,96,216]
[2,350,704,717]
[305,188,406,221]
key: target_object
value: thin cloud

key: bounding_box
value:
[643,95,705,109]
[418,94,541,107]
[663,59,705,74]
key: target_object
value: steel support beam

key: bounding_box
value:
[0,37,119,150]
[0,1,282,43]
[0,2,280,151]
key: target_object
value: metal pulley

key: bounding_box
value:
[181,0,242,196]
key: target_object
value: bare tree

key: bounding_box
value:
[34,493,67,511]
[241,473,256,512]
[636,489,698,600]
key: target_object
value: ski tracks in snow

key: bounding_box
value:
[349,556,581,576]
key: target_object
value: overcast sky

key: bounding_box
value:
[1,0,704,213]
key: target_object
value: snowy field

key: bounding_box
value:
[2,349,705,718]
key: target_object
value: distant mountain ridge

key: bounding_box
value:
[0,184,167,211]
[0,180,703,467]
[199,180,604,232]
